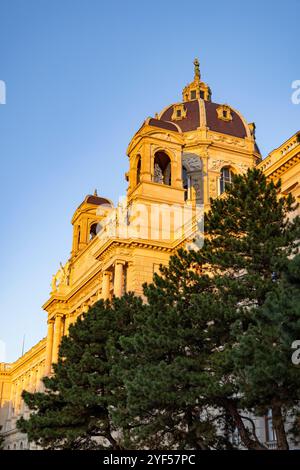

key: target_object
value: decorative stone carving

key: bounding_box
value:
[209,132,246,148]
[51,260,71,293]
[182,153,202,172]
[235,162,249,173]
[208,159,228,171]
[208,159,249,174]
[209,177,218,198]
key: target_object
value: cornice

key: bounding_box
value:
[5,338,46,377]
[259,151,300,179]
[127,126,184,155]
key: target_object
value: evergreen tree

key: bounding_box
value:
[114,278,237,449]
[16,169,300,450]
[230,254,300,449]
[116,169,300,450]
[17,294,142,450]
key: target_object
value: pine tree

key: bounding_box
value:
[116,169,300,450]
[114,279,237,449]
[17,294,142,450]
[16,169,300,450]
[230,254,300,449]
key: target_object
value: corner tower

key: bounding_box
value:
[71,191,113,257]
[126,58,261,212]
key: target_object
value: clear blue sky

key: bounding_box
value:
[0,0,299,362]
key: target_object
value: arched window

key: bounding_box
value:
[136,156,141,185]
[89,222,101,240]
[20,442,23,450]
[77,226,81,247]
[153,152,171,186]
[220,167,234,194]
[182,165,188,201]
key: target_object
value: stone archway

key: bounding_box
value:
[182,153,203,203]
[154,151,171,185]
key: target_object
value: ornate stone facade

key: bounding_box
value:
[0,60,299,449]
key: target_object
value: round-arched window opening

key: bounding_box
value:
[20,442,23,450]
[89,222,102,240]
[136,156,141,185]
[154,152,171,186]
[182,165,188,200]
[220,167,234,194]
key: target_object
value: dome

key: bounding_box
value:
[71,190,113,229]
[145,58,258,145]
[152,99,248,138]
[75,190,113,214]
[84,194,113,206]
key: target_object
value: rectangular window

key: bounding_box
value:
[220,167,233,194]
[190,90,196,100]
[176,109,181,118]
[265,410,277,444]
[200,90,204,99]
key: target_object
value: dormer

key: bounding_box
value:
[216,104,232,122]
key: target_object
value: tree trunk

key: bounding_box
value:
[271,403,289,450]
[223,400,267,450]
[185,408,209,450]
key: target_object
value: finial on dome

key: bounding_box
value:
[193,58,200,80]
[94,189,98,196]
[182,58,211,102]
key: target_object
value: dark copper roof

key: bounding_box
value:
[149,99,249,139]
[204,101,246,138]
[160,100,200,132]
[148,118,179,132]
[85,195,112,206]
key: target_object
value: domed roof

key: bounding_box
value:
[76,190,113,211]
[84,194,113,206]
[152,99,248,138]
[72,191,113,225]
[146,58,257,143]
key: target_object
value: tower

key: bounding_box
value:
[126,58,261,218]
[71,191,113,257]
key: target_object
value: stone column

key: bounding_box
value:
[35,367,41,392]
[172,154,184,189]
[15,379,23,415]
[30,370,35,392]
[44,319,54,376]
[52,314,63,364]
[38,363,46,392]
[21,373,29,415]
[64,314,73,336]
[114,261,124,297]
[126,262,134,293]
[141,142,152,183]
[7,382,15,421]
[203,153,210,209]
[12,382,17,417]
[101,271,111,300]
